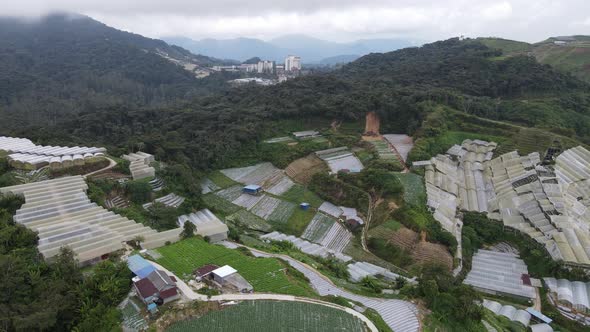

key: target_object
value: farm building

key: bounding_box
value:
[177,209,229,243]
[261,231,352,262]
[482,299,531,326]
[463,250,536,300]
[292,130,320,139]
[530,324,554,332]
[417,140,590,268]
[0,176,183,265]
[382,134,414,163]
[127,254,156,278]
[193,264,219,281]
[544,277,590,319]
[122,151,156,180]
[315,147,364,173]
[0,136,106,170]
[143,193,185,209]
[133,269,180,305]
[220,162,295,195]
[210,265,253,293]
[347,261,407,283]
[243,184,263,195]
[318,202,364,229]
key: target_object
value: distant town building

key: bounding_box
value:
[285,55,301,72]
[257,60,275,73]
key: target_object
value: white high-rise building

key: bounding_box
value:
[257,60,275,73]
[285,55,301,72]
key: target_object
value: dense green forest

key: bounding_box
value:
[4,37,588,175]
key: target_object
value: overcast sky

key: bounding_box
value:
[4,0,590,42]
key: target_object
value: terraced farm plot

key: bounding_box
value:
[250,195,281,219]
[268,200,296,224]
[156,238,315,297]
[232,193,264,209]
[216,185,243,202]
[302,213,336,243]
[285,154,329,184]
[228,209,272,232]
[202,193,241,215]
[264,136,296,144]
[266,176,295,196]
[200,177,219,194]
[370,140,397,160]
[166,300,366,332]
[394,173,426,206]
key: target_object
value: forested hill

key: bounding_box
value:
[338,38,585,97]
[0,13,232,126]
[478,36,590,83]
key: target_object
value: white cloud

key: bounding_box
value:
[3,0,590,43]
[481,1,513,20]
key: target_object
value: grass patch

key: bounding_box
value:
[165,300,366,332]
[281,184,324,207]
[208,171,238,189]
[283,208,316,237]
[156,238,316,297]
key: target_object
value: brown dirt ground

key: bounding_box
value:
[364,111,380,135]
[388,226,453,271]
[285,154,329,184]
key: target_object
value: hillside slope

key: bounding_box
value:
[12,38,589,171]
[479,36,590,82]
[0,13,230,126]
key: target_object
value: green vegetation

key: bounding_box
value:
[207,171,237,189]
[165,300,366,332]
[202,193,241,216]
[309,173,370,213]
[368,238,413,268]
[281,184,324,207]
[480,36,590,82]
[156,238,316,297]
[393,173,425,205]
[405,264,484,331]
[283,208,316,236]
[392,205,457,253]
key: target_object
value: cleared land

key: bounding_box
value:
[156,238,315,297]
[165,300,366,332]
[285,154,329,184]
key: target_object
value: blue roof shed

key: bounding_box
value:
[243,184,262,195]
[300,202,310,210]
[525,308,552,324]
[127,254,156,278]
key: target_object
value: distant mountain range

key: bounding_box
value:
[478,36,590,82]
[163,34,418,64]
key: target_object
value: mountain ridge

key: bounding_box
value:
[163,34,417,63]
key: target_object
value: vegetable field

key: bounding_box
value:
[301,213,336,243]
[227,209,272,232]
[165,300,366,332]
[216,185,243,202]
[156,238,315,297]
[393,173,425,206]
[268,200,296,224]
[202,193,241,215]
[250,195,281,219]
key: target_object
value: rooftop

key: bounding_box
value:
[213,265,237,278]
